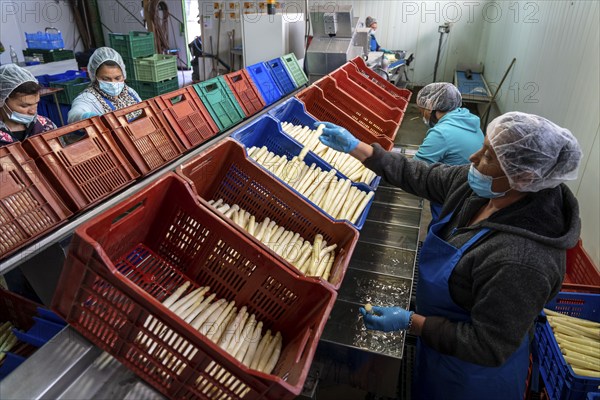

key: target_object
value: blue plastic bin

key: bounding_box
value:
[536,292,599,400]
[25,31,64,50]
[245,62,283,106]
[268,98,381,190]
[265,57,297,94]
[35,70,87,87]
[230,115,374,229]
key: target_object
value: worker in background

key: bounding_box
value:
[365,16,392,54]
[0,64,56,147]
[414,82,484,223]
[316,113,582,400]
[68,47,141,123]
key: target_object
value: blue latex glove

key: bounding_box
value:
[359,305,413,332]
[81,111,99,119]
[379,48,392,54]
[315,121,359,153]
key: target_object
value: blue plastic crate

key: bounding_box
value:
[265,57,297,95]
[36,70,87,87]
[38,98,70,127]
[0,353,26,380]
[13,316,65,347]
[268,98,381,191]
[25,31,64,50]
[230,115,374,229]
[245,62,283,106]
[536,292,599,400]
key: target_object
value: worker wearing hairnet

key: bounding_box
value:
[365,16,392,54]
[316,112,582,400]
[0,64,56,146]
[68,47,141,123]
[414,82,485,222]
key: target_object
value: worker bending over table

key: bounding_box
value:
[316,113,582,400]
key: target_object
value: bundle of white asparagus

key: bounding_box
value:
[0,321,18,363]
[138,281,282,392]
[544,308,600,378]
[208,199,337,281]
[280,122,377,185]
[246,144,374,224]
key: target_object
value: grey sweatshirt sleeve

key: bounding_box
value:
[421,237,559,367]
[363,143,465,204]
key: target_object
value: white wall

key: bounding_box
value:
[478,0,600,265]
[0,0,84,65]
[320,0,487,85]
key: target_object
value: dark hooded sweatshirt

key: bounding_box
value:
[364,144,581,367]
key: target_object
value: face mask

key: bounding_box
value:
[4,104,36,126]
[99,80,125,97]
[468,164,508,198]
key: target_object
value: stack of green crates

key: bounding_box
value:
[109,31,162,99]
[49,77,90,104]
[131,54,178,100]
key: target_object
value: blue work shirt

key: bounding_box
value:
[414,108,484,166]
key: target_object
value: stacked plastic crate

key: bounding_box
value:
[109,31,178,100]
[22,29,74,64]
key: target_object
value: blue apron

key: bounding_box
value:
[414,211,530,400]
[102,89,141,121]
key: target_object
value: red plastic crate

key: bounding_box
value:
[22,117,138,213]
[349,56,413,102]
[0,143,72,259]
[102,100,185,175]
[52,173,336,400]
[332,67,409,113]
[177,138,359,290]
[314,76,401,139]
[149,86,219,150]
[224,70,266,117]
[562,240,600,293]
[295,86,394,151]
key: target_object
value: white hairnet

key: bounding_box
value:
[416,82,462,111]
[488,112,582,192]
[87,47,127,82]
[0,64,38,107]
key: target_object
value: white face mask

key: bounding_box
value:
[99,80,125,97]
[4,104,36,126]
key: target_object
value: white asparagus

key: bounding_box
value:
[242,321,264,366]
[314,252,331,278]
[250,330,272,370]
[255,217,270,241]
[216,204,230,214]
[231,315,256,360]
[283,233,301,259]
[218,306,247,350]
[256,331,279,372]
[205,300,236,342]
[308,235,324,276]
[262,332,283,374]
[322,250,336,281]
[247,215,257,236]
[351,191,375,223]
[227,310,250,355]
[224,204,239,219]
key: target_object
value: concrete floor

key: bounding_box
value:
[310,102,431,400]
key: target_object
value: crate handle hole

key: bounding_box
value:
[205,83,218,92]
[58,130,89,147]
[169,95,184,105]
[232,75,242,83]
[112,200,144,224]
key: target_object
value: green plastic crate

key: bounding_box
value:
[49,77,90,104]
[122,56,137,80]
[22,48,74,63]
[127,77,179,100]
[192,76,245,131]
[281,53,308,87]
[108,31,155,59]
[133,54,177,83]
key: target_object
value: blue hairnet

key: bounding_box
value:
[488,112,582,192]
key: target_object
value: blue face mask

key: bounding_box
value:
[4,104,36,126]
[99,80,125,97]
[468,164,508,198]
